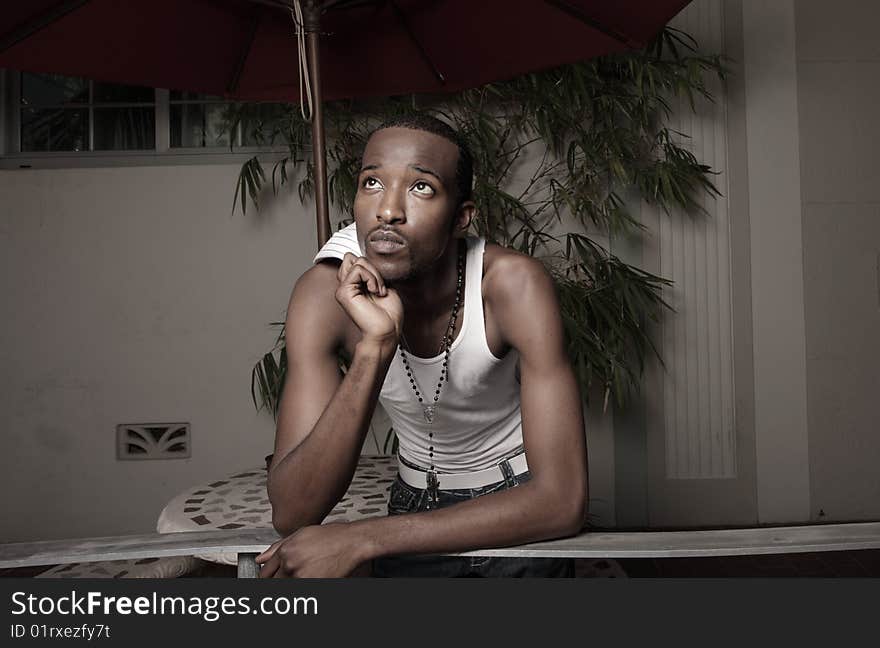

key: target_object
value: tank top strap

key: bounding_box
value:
[463,236,485,341]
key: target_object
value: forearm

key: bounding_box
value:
[269,338,395,533]
[353,481,585,562]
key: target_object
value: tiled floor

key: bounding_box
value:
[4,550,880,578]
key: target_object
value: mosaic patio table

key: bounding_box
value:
[37,454,623,577]
[156,455,398,565]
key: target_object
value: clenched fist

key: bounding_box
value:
[335,253,403,345]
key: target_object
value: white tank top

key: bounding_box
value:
[314,224,525,472]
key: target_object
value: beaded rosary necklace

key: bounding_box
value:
[398,239,464,469]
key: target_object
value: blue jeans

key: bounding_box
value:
[371,469,575,578]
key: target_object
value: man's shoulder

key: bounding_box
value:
[482,242,554,306]
[294,259,341,296]
[287,261,350,343]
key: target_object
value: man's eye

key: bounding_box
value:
[412,181,434,195]
[362,177,382,189]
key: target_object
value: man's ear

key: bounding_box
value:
[453,201,476,237]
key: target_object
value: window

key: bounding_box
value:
[2,70,286,160]
[169,90,287,149]
[20,73,155,152]
[169,90,233,149]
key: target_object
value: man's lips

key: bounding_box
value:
[367,230,407,254]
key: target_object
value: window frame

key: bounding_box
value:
[0,69,288,169]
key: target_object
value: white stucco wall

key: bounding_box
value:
[0,163,312,541]
[796,0,880,522]
[736,0,880,524]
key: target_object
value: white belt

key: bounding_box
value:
[397,452,529,490]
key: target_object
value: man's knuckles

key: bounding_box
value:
[277,544,303,570]
[337,253,356,278]
[339,265,368,286]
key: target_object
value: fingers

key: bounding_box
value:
[258,553,280,578]
[338,253,386,297]
[257,539,284,578]
[255,539,281,564]
[337,252,356,283]
[258,550,299,578]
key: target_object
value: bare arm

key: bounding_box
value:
[267,257,402,535]
[259,253,588,576]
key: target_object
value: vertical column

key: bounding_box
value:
[617,0,742,527]
[742,0,811,523]
[657,0,737,482]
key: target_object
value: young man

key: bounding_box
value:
[257,115,588,577]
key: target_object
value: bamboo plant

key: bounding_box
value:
[237,27,727,424]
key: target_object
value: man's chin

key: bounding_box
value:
[365,253,412,283]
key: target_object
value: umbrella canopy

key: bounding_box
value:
[1,0,692,101]
[1,0,692,243]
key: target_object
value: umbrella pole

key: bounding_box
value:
[303,1,331,248]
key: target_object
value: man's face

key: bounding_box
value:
[354,127,470,283]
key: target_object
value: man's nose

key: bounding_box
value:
[377,188,406,224]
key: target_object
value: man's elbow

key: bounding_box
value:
[543,482,587,537]
[271,508,323,537]
[267,470,311,535]
[270,500,296,536]
[556,492,587,536]
[269,498,316,537]
[271,510,295,537]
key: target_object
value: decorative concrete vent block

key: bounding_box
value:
[116,423,191,460]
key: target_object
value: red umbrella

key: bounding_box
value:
[0,0,692,245]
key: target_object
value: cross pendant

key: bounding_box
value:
[423,405,436,423]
